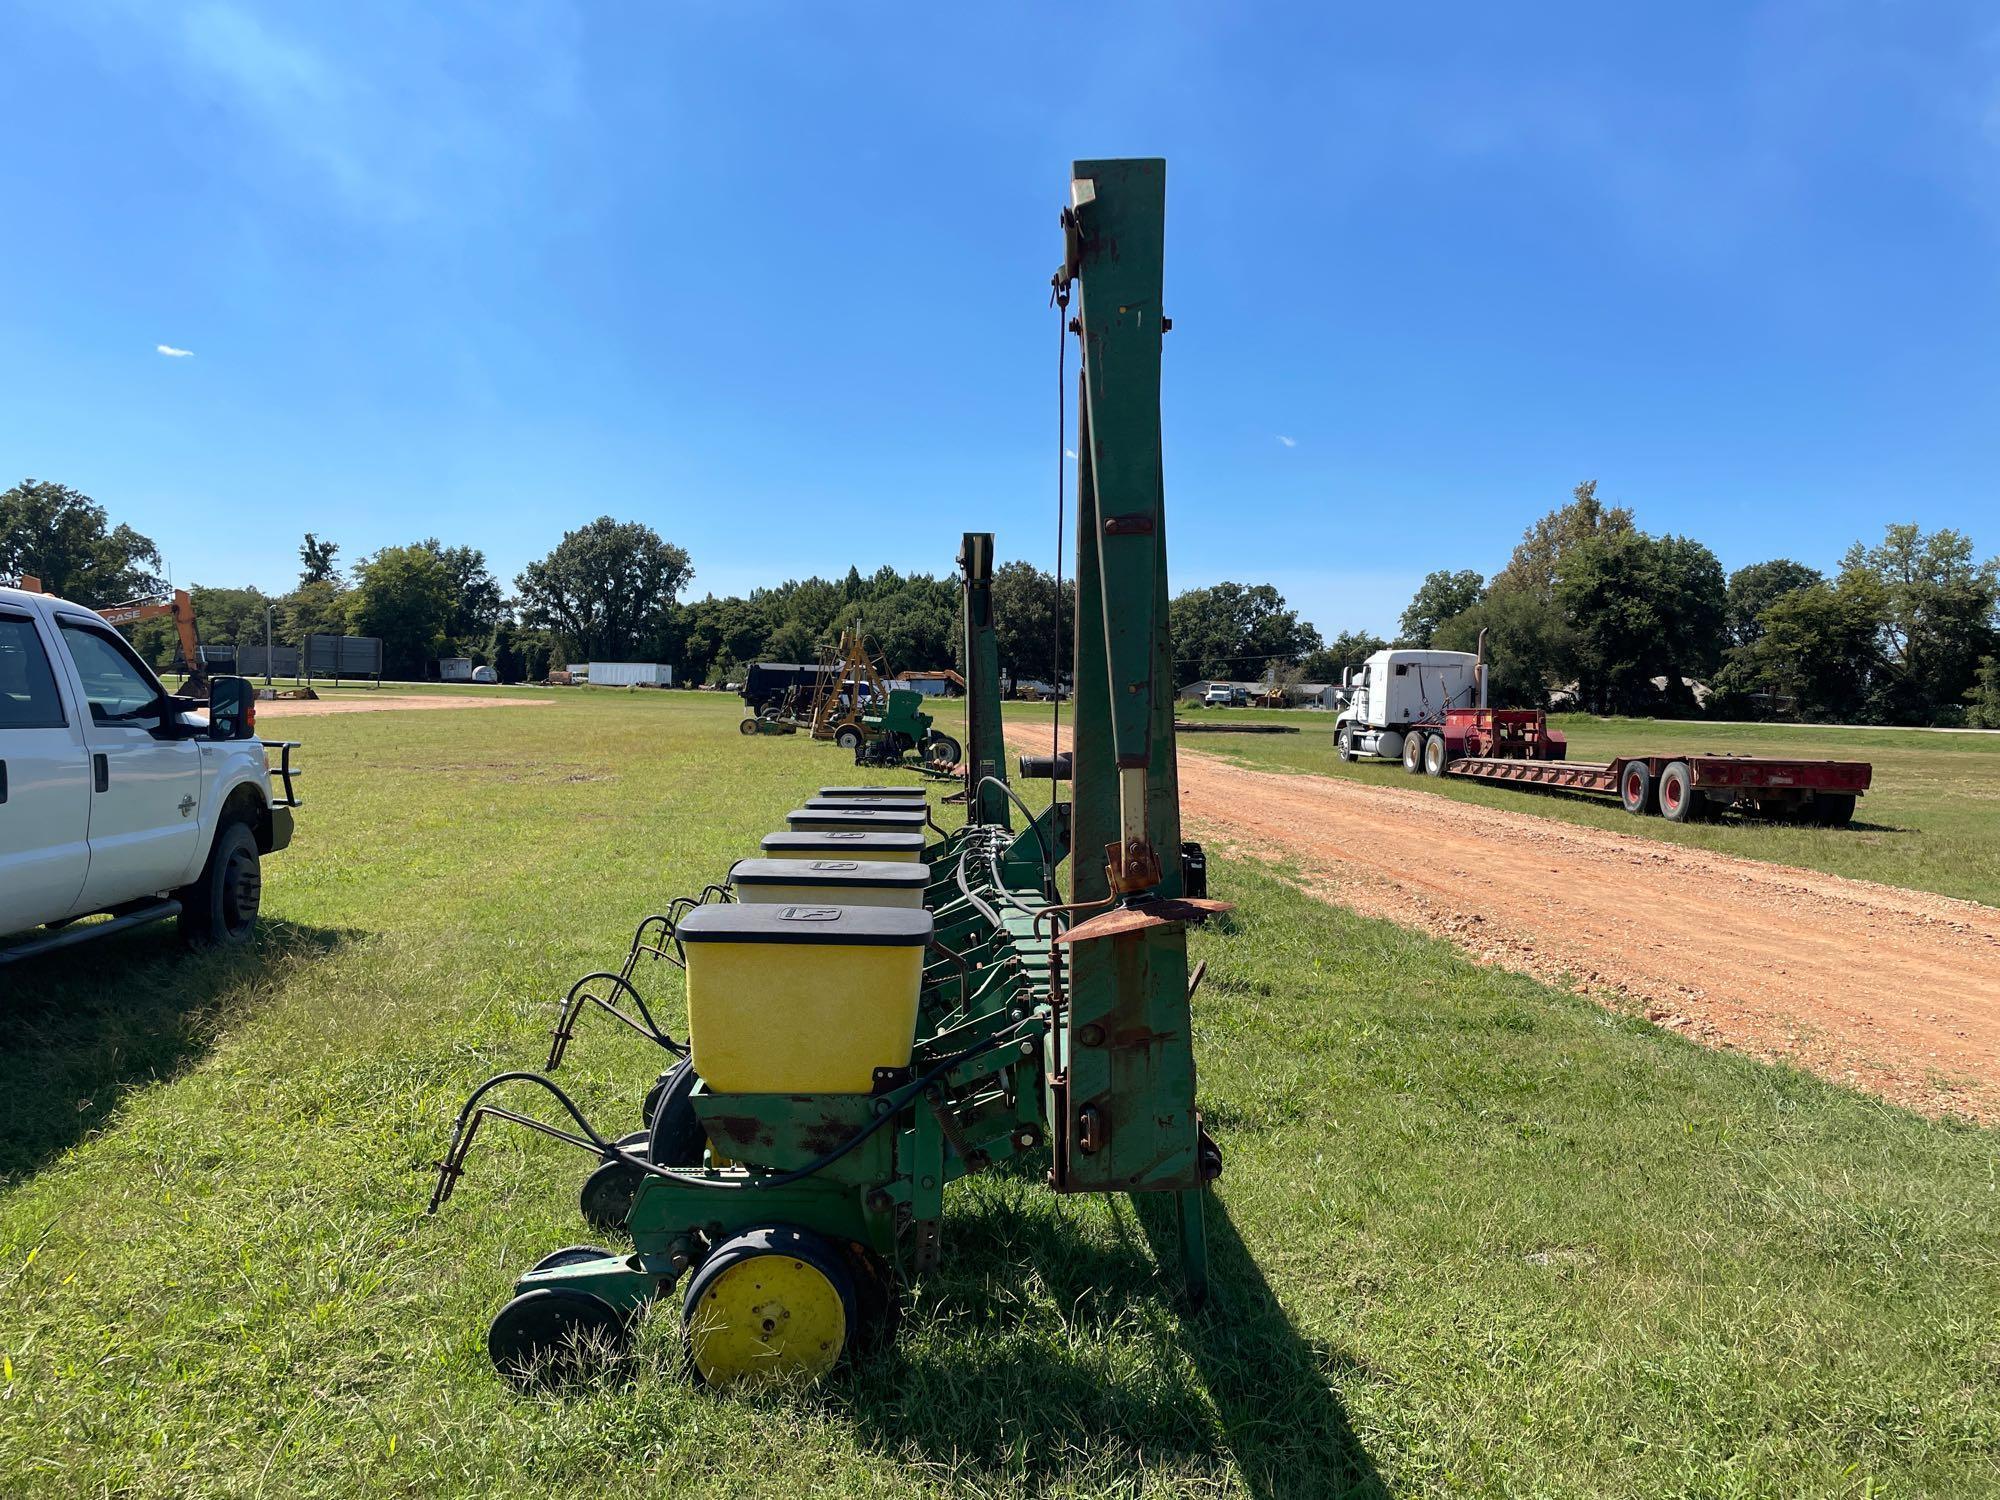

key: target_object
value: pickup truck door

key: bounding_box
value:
[53,615,205,915]
[0,607,92,930]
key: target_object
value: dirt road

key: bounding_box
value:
[1006,726,2000,1120]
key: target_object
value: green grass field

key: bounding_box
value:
[1125,707,2000,908]
[2,692,1995,1497]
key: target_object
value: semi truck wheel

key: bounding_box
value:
[1401,733,1424,774]
[1423,733,1450,777]
[1618,762,1654,817]
[1810,792,1856,827]
[1658,761,1698,823]
[178,819,262,949]
[1336,732,1353,762]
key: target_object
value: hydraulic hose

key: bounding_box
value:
[973,775,1054,890]
[432,1023,1036,1209]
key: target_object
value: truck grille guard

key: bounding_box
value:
[260,740,303,808]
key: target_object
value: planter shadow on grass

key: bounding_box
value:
[843,1182,1389,1498]
[0,919,351,1184]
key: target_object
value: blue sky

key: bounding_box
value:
[3,3,1997,638]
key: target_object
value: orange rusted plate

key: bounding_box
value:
[1054,897,1235,944]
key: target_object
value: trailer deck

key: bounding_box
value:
[1443,751,1873,823]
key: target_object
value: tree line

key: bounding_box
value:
[0,480,961,687]
[5,476,1994,726]
[1390,483,1999,727]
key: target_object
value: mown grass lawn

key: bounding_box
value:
[1139,707,2000,907]
[1,692,1994,1498]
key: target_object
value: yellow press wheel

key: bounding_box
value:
[682,1226,858,1386]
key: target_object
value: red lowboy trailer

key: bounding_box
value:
[1400,705,1872,826]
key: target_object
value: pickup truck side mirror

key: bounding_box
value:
[207,676,258,740]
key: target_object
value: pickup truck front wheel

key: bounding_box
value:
[179,821,263,949]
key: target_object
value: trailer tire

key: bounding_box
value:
[1401,732,1424,774]
[1618,761,1654,817]
[1810,792,1856,827]
[1423,733,1450,777]
[1658,761,1698,823]
[834,724,863,751]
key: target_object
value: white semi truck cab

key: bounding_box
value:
[0,583,300,965]
[1333,648,1482,764]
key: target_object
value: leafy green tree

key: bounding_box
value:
[517,517,694,663]
[1737,576,1887,722]
[991,561,1072,691]
[1554,530,1724,713]
[1169,581,1322,682]
[840,576,957,675]
[298,533,342,586]
[762,615,819,666]
[347,543,456,678]
[483,617,524,682]
[1725,559,1823,649]
[426,540,503,652]
[1397,569,1485,648]
[1434,590,1574,709]
[1300,631,1389,684]
[1966,656,2000,730]
[1839,524,1999,724]
[279,578,351,647]
[714,597,778,670]
[519,631,554,683]
[130,585,274,668]
[1491,481,1635,602]
[0,479,164,606]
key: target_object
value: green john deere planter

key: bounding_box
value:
[431,157,1223,1388]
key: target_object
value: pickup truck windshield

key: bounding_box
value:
[57,621,161,723]
[0,614,66,728]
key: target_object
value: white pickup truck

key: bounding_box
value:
[0,583,299,965]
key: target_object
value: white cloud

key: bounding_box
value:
[1064,448,1077,459]
[57,4,582,225]
[1277,434,1297,448]
[156,344,195,357]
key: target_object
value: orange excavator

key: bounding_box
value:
[98,589,209,699]
[18,575,211,699]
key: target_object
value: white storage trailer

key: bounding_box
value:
[587,661,673,687]
[1333,648,1482,764]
